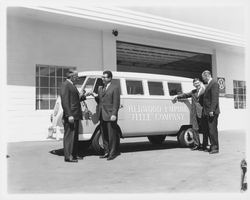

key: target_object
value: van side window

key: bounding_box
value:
[75,76,86,89]
[148,81,164,95]
[168,82,182,96]
[112,79,122,95]
[126,80,144,95]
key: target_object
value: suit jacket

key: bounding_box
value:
[202,79,220,116]
[177,89,203,130]
[95,81,120,121]
[60,80,85,120]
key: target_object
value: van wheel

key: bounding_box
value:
[147,135,166,145]
[91,129,104,154]
[177,128,195,147]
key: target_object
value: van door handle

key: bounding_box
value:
[120,105,124,109]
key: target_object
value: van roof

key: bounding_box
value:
[78,71,193,82]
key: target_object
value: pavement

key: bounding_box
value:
[5,130,247,195]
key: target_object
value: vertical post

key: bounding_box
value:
[212,49,217,79]
[102,30,117,71]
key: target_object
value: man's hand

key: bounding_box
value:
[80,89,86,96]
[209,112,214,117]
[172,96,178,103]
[87,92,98,97]
[110,115,117,121]
[68,116,74,123]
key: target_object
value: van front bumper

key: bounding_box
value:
[47,125,64,140]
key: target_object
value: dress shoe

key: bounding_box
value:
[198,145,210,152]
[107,153,120,161]
[99,153,109,159]
[73,156,83,160]
[64,159,78,163]
[198,148,209,152]
[209,149,219,154]
[190,146,199,151]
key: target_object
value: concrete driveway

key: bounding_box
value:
[6,130,246,195]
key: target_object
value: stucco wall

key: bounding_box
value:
[6,16,108,142]
[216,49,246,131]
[216,49,245,94]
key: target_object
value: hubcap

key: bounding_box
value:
[184,130,194,145]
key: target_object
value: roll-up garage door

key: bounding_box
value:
[117,41,212,79]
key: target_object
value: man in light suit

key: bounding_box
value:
[60,70,86,162]
[93,70,121,160]
[201,70,220,154]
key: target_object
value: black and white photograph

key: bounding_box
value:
[0,0,249,199]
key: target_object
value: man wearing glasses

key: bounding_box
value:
[92,70,121,160]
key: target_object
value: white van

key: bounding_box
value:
[48,71,195,153]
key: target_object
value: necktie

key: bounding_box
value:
[103,86,106,92]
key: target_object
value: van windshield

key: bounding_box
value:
[84,77,96,93]
[93,78,104,93]
[75,76,86,89]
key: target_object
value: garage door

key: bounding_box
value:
[117,41,212,79]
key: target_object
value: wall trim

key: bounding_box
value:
[28,6,245,47]
[224,94,234,98]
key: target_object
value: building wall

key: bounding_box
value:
[7,16,246,142]
[216,49,245,94]
[7,16,107,142]
[216,50,246,131]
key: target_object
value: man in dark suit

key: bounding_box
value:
[201,70,220,154]
[60,70,86,162]
[93,70,121,160]
[173,78,205,150]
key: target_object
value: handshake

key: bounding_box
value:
[80,89,98,98]
[85,92,98,97]
[172,96,178,103]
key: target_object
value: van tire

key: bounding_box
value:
[177,128,195,147]
[147,135,166,145]
[91,129,104,154]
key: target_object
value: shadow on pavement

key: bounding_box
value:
[49,148,64,156]
[120,140,180,153]
[49,140,181,157]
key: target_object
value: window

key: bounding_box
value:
[233,80,246,109]
[36,65,76,110]
[148,81,164,95]
[126,80,144,95]
[111,79,122,95]
[168,82,182,96]
[89,78,121,94]
[75,76,86,89]
[93,78,104,93]
[84,77,96,93]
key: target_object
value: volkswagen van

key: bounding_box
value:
[48,71,195,153]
